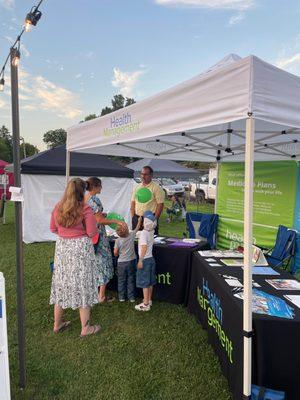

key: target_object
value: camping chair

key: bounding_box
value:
[0,193,6,224]
[263,225,296,269]
[185,212,219,249]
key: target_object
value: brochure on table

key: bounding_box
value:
[234,289,294,319]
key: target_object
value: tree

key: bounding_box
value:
[0,125,13,162]
[0,138,11,162]
[20,142,39,159]
[43,129,67,148]
[80,114,98,123]
[100,106,112,116]
[100,94,136,116]
[125,97,135,107]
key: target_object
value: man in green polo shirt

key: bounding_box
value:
[131,166,165,234]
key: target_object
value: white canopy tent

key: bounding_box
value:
[66,54,300,399]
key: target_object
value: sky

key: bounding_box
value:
[1,0,300,150]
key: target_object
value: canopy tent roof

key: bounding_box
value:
[67,54,300,162]
[126,158,200,178]
[5,145,133,178]
[0,159,8,168]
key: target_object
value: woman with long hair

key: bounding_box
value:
[85,177,125,303]
[50,178,100,337]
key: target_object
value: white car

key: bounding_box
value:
[154,178,184,197]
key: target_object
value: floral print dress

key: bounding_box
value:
[87,195,114,286]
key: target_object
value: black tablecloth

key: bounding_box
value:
[187,253,300,400]
[108,239,209,304]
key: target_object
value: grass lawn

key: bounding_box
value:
[1,201,232,400]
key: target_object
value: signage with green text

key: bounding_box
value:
[217,161,297,249]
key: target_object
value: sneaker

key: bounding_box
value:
[135,302,150,311]
[119,299,125,302]
[149,300,153,307]
[129,299,136,303]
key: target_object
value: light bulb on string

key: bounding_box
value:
[12,49,21,67]
[24,21,32,32]
[25,7,42,32]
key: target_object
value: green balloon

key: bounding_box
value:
[107,212,125,230]
[135,187,152,203]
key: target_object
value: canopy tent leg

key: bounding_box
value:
[214,161,220,214]
[66,150,70,184]
[243,115,255,399]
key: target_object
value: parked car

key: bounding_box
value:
[154,178,184,197]
[176,180,191,191]
[134,177,184,198]
[190,169,217,203]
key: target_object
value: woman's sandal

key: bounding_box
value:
[53,320,71,334]
[98,296,115,303]
[80,325,101,338]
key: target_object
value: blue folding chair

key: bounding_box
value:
[264,225,296,269]
[186,212,219,249]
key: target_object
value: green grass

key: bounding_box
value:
[1,201,231,400]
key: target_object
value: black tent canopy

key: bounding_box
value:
[126,158,200,178]
[6,145,133,178]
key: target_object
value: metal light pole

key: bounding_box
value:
[10,46,26,389]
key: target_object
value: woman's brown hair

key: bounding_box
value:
[56,178,86,228]
[86,177,102,192]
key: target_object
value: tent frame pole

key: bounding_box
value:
[243,115,255,399]
[66,150,70,184]
[214,161,220,214]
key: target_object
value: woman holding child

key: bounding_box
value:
[85,177,126,303]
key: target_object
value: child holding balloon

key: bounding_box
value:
[114,217,142,302]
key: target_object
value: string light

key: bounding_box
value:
[25,4,42,32]
[0,0,44,91]
[12,49,21,67]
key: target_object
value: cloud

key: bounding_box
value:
[75,73,82,79]
[1,67,82,119]
[228,11,245,25]
[34,76,82,119]
[154,0,254,10]
[1,0,14,10]
[112,67,146,97]
[276,53,300,75]
[0,98,8,109]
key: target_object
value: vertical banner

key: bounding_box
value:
[293,163,300,272]
[217,161,297,249]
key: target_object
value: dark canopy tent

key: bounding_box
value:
[6,145,133,178]
[6,145,134,244]
[126,158,199,178]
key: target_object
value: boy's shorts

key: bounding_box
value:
[136,257,156,288]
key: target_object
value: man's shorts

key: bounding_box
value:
[136,257,156,288]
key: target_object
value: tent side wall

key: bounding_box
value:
[22,175,135,243]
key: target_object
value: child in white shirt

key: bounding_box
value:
[135,211,157,312]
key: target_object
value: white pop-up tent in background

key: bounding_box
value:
[66,54,300,399]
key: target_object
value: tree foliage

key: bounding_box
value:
[43,129,67,148]
[100,94,136,116]
[0,125,39,162]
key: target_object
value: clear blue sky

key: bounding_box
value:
[1,0,300,149]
